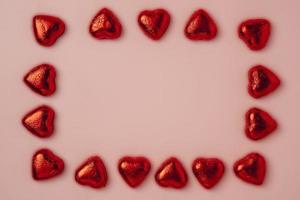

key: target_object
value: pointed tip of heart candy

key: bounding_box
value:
[138,8,171,40]
[33,15,66,47]
[32,148,65,180]
[24,63,56,96]
[155,157,188,189]
[233,152,266,185]
[22,105,55,138]
[248,65,281,98]
[118,156,151,188]
[192,157,225,189]
[238,18,271,51]
[185,9,218,40]
[75,156,108,188]
[89,8,122,40]
[245,107,278,140]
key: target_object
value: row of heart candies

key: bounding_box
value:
[243,2,281,142]
[246,65,280,140]
[32,149,266,189]
[242,3,281,194]
[33,8,271,50]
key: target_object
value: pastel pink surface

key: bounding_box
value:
[0,0,299,200]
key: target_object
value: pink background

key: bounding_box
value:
[0,0,300,199]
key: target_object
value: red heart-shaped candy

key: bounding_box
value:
[138,9,171,40]
[89,8,122,40]
[248,65,280,98]
[118,156,151,188]
[24,64,56,96]
[155,157,188,189]
[245,107,277,140]
[75,156,108,188]
[238,18,271,50]
[33,15,65,47]
[192,157,225,189]
[22,105,55,138]
[233,152,266,185]
[32,149,65,180]
[185,9,218,40]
